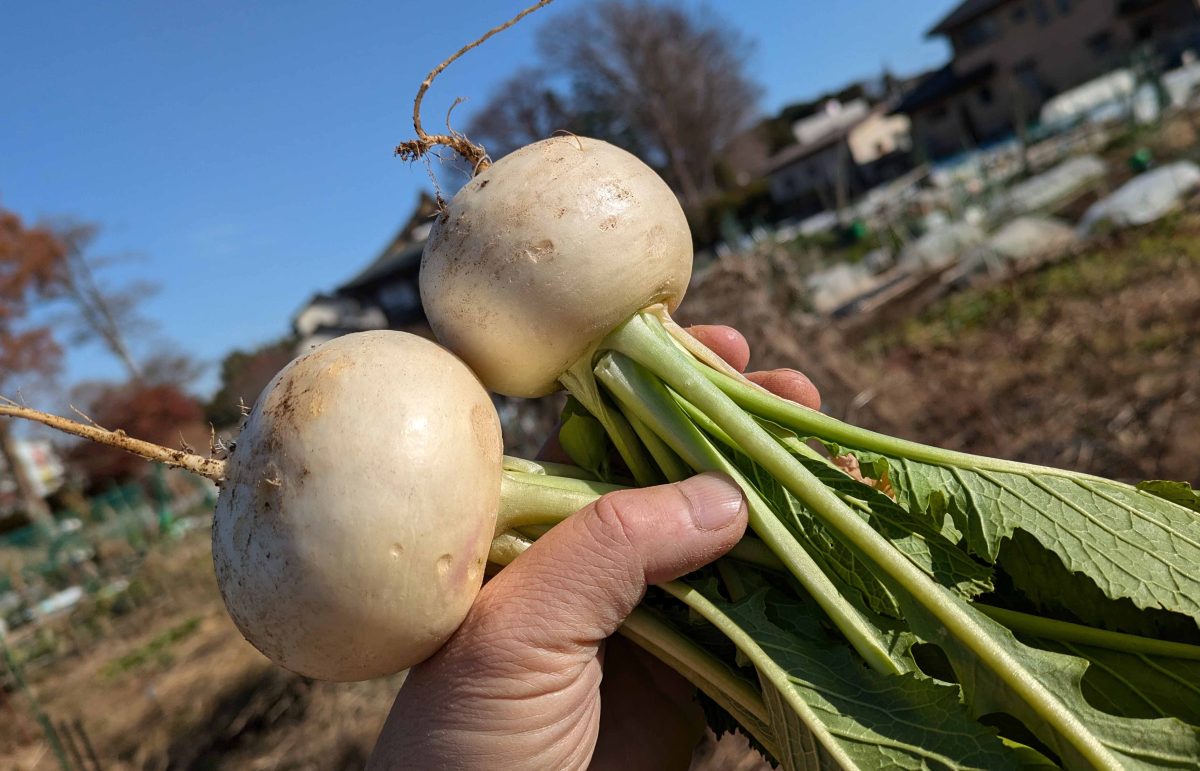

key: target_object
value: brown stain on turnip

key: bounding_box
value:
[469,403,501,467]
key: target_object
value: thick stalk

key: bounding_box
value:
[559,358,660,486]
[697,357,1121,484]
[594,353,905,675]
[496,470,620,533]
[496,469,783,571]
[604,312,1128,770]
[976,605,1200,660]
[658,580,860,770]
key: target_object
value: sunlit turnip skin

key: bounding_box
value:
[212,331,502,681]
[420,136,694,397]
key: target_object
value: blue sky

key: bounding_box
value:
[0,0,951,398]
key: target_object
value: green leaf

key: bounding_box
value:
[1137,481,1200,513]
[998,530,1200,642]
[901,590,1200,770]
[1024,639,1200,726]
[864,456,1200,625]
[736,448,993,618]
[698,585,1022,770]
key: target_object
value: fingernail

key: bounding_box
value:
[679,473,745,531]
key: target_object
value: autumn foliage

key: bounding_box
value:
[67,382,205,488]
[0,209,64,389]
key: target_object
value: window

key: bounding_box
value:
[1087,30,1114,57]
[1012,4,1028,23]
[1056,0,1071,13]
[929,105,949,121]
[978,85,994,104]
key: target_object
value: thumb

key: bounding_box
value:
[369,473,747,770]
[467,472,748,655]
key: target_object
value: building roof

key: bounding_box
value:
[892,61,995,115]
[763,102,901,174]
[336,191,439,295]
[338,235,424,294]
[928,0,1009,36]
[763,129,850,175]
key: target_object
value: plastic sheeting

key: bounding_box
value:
[961,217,1078,275]
[1040,70,1135,128]
[995,155,1108,217]
[1080,161,1200,232]
[806,262,877,315]
[898,221,986,271]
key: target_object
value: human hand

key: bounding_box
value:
[368,326,820,771]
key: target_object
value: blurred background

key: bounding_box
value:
[2,0,1199,767]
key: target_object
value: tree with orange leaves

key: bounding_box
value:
[0,207,65,527]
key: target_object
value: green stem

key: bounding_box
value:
[604,312,1128,770]
[659,580,859,770]
[560,357,661,486]
[697,356,1120,484]
[502,455,600,481]
[498,468,805,570]
[595,352,905,676]
[624,411,691,482]
[976,605,1200,660]
[496,470,620,533]
[620,608,775,749]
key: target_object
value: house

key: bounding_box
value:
[764,100,914,215]
[899,0,1200,159]
[292,193,439,353]
[0,438,65,520]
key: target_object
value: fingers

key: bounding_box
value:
[747,369,821,411]
[465,473,747,654]
[686,325,750,372]
[686,325,823,409]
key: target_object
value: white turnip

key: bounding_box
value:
[211,330,503,681]
[420,136,693,398]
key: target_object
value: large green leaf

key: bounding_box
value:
[686,584,1021,771]
[902,590,1200,770]
[998,530,1200,643]
[852,455,1200,625]
[1024,639,1200,726]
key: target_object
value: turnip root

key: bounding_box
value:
[211,331,502,681]
[420,136,693,397]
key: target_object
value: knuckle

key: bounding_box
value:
[590,490,641,550]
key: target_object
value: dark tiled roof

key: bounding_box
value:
[338,236,425,294]
[893,62,995,114]
[928,0,1010,36]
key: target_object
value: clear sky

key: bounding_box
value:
[0,0,952,397]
